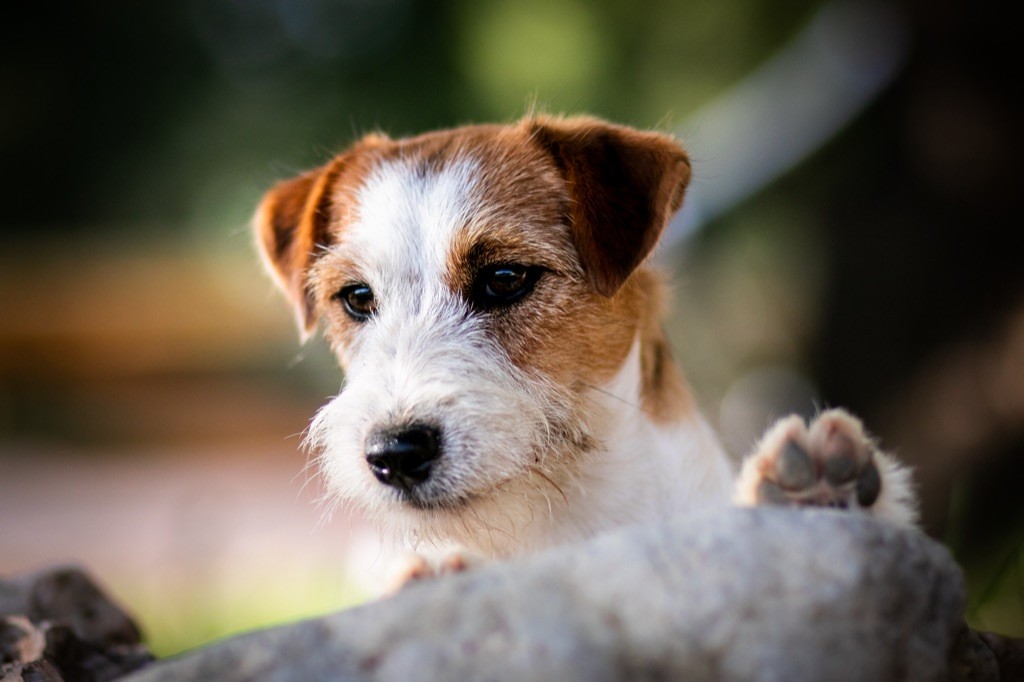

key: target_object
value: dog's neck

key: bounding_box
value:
[501,312,736,556]
[591,332,735,508]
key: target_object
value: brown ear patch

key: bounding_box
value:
[254,164,339,336]
[526,117,691,297]
[254,135,388,337]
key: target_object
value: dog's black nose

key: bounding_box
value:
[365,425,441,491]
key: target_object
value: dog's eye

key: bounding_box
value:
[473,264,542,308]
[334,283,377,321]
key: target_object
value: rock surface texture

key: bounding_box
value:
[127,508,974,682]
[1,565,153,681]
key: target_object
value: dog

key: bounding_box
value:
[254,115,917,577]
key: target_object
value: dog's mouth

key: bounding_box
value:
[384,457,566,514]
[355,404,591,516]
[400,492,475,512]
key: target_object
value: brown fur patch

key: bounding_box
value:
[253,135,387,336]
[255,115,695,420]
[632,270,694,421]
[526,116,691,296]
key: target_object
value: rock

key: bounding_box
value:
[974,631,1024,681]
[128,508,967,681]
[0,657,64,682]
[1,616,45,667]
[948,625,1000,682]
[0,566,153,682]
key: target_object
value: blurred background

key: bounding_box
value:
[2,0,1021,657]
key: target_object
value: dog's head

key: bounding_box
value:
[255,116,690,555]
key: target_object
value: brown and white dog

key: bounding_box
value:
[254,116,916,575]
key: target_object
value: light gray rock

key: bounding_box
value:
[128,508,966,681]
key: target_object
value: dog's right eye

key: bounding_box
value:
[334,283,377,321]
[472,263,543,309]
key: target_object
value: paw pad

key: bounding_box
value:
[753,411,882,511]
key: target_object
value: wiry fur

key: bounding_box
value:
[255,115,918,565]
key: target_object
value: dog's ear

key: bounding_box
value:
[255,134,390,339]
[254,162,341,339]
[528,117,691,296]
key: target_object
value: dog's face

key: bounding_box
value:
[255,117,690,555]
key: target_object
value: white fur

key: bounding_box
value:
[305,153,914,567]
[569,339,736,530]
[310,157,584,556]
[307,156,738,558]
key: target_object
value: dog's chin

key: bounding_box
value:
[359,459,584,557]
[370,487,512,556]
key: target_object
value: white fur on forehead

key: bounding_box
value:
[342,156,483,285]
[309,153,591,555]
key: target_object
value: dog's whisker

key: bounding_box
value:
[533,468,569,509]
[466,507,500,554]
[580,382,651,415]
[294,468,321,501]
[313,496,338,530]
[291,448,322,487]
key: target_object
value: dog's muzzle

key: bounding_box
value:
[364,424,441,492]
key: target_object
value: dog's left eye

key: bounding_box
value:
[334,283,377,321]
[473,264,542,308]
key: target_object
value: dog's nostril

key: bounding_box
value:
[364,425,441,491]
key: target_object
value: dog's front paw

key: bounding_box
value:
[385,548,483,593]
[734,409,917,525]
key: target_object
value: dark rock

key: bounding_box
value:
[948,625,1000,682]
[1,657,64,682]
[42,623,152,682]
[0,566,153,682]
[27,568,141,647]
[128,508,968,682]
[976,631,1024,681]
